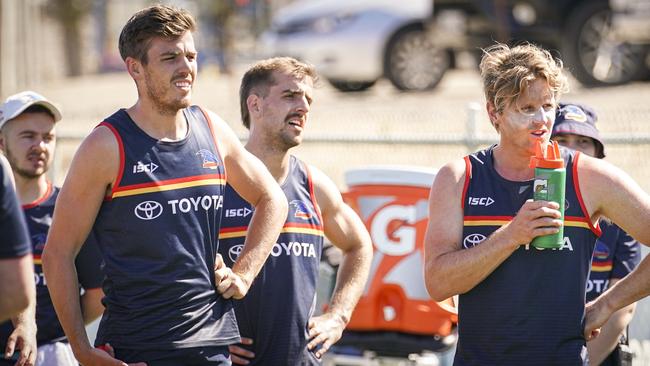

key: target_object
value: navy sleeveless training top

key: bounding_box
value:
[219,155,324,365]
[456,145,600,366]
[0,185,103,348]
[93,107,239,349]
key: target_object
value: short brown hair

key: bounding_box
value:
[479,43,569,113]
[119,4,196,64]
[239,57,318,129]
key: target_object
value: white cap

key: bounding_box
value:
[0,91,62,129]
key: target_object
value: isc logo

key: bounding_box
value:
[468,196,494,206]
[133,161,158,174]
[225,207,252,218]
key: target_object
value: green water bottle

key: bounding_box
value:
[529,140,565,249]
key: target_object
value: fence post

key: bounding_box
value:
[466,102,481,153]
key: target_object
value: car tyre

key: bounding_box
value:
[328,79,377,92]
[562,0,647,86]
[385,25,449,91]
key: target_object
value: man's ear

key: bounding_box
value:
[247,94,261,118]
[125,57,142,80]
[486,101,500,132]
[0,134,6,152]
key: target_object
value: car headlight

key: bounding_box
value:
[311,12,358,33]
[273,12,358,35]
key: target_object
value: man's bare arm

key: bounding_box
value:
[586,279,635,365]
[208,112,288,297]
[579,155,650,339]
[81,288,105,325]
[0,256,34,323]
[306,166,373,358]
[42,127,121,364]
[425,159,562,301]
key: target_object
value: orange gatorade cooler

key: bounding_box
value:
[338,166,457,356]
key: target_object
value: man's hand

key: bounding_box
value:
[78,346,147,366]
[307,312,347,359]
[228,337,255,365]
[502,200,562,248]
[214,254,250,299]
[4,320,36,366]
[584,300,611,341]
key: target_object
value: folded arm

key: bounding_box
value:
[208,112,288,298]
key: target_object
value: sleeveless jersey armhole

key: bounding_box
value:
[572,151,602,237]
[22,181,53,209]
[97,121,125,201]
[303,162,323,224]
[461,156,472,210]
[197,106,228,182]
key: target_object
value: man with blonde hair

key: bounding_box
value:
[424,43,650,365]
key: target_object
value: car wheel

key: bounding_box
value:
[562,1,647,86]
[328,79,377,92]
[385,26,449,91]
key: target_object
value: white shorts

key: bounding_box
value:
[36,342,78,366]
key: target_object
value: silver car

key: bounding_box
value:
[259,0,449,92]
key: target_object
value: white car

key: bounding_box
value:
[259,0,449,92]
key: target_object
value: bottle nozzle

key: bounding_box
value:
[530,140,564,169]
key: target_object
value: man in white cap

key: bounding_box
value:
[0,91,105,366]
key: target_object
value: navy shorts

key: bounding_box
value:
[114,346,231,366]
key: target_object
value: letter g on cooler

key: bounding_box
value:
[134,200,163,220]
[371,205,417,256]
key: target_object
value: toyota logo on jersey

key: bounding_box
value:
[134,200,163,220]
[463,233,486,248]
[229,244,244,262]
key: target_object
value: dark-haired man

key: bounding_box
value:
[220,57,372,365]
[42,5,287,366]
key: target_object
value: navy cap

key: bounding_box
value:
[552,103,605,158]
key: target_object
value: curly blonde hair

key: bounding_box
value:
[479,43,569,113]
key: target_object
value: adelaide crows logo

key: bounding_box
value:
[593,241,610,260]
[196,149,219,170]
[289,200,312,220]
[31,233,48,251]
[561,104,587,123]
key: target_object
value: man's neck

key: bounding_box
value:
[492,143,536,181]
[126,101,188,141]
[245,140,291,184]
[14,173,49,205]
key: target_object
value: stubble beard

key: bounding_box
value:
[279,130,301,151]
[4,146,47,180]
[144,73,191,116]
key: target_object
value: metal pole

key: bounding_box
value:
[1,0,18,96]
[465,102,481,153]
